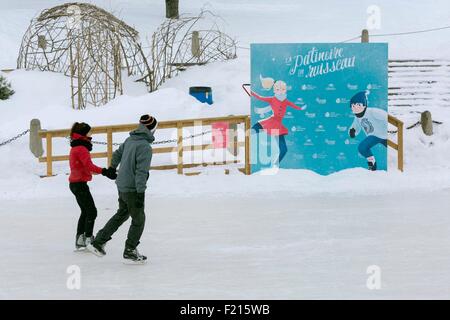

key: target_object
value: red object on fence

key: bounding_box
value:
[212,122,229,148]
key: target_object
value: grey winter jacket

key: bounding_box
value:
[111,124,154,193]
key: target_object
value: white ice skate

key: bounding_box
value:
[74,234,87,252]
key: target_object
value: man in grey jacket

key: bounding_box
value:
[88,115,157,263]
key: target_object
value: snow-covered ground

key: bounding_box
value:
[1,0,450,299]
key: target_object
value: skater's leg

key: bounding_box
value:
[124,192,146,250]
[358,136,375,158]
[95,192,130,245]
[252,122,264,165]
[70,182,93,236]
[81,185,97,237]
[358,136,386,169]
[358,136,387,158]
[76,211,87,236]
[252,122,263,133]
[278,135,288,164]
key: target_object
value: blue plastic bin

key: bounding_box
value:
[189,86,213,105]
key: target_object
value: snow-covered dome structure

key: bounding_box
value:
[17,2,151,109]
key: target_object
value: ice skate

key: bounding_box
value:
[74,234,86,251]
[85,235,94,246]
[123,247,147,265]
[368,161,377,171]
[87,241,106,257]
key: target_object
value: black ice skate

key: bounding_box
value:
[87,241,106,257]
[368,161,377,171]
[123,248,147,264]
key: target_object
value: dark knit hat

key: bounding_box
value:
[350,91,368,108]
[140,114,158,131]
[71,122,91,137]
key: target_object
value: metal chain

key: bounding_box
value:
[152,130,212,145]
[389,120,443,134]
[67,130,212,146]
[0,129,30,147]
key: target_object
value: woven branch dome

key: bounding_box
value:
[150,11,237,91]
[17,2,151,109]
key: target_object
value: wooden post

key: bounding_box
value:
[46,132,53,177]
[76,38,84,109]
[29,119,44,158]
[107,128,113,167]
[227,119,238,162]
[177,122,183,174]
[361,29,369,43]
[244,116,251,175]
[398,121,404,172]
[421,111,433,136]
[68,36,75,109]
[233,124,238,163]
[38,35,47,50]
[388,115,405,172]
[191,31,200,58]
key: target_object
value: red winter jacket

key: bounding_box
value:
[69,133,103,183]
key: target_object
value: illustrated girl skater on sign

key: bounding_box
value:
[348,91,387,171]
[251,76,306,167]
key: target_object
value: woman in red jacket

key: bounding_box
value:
[69,122,116,250]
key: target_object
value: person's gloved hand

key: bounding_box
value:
[135,193,145,209]
[349,128,356,138]
[107,167,118,180]
[101,167,117,180]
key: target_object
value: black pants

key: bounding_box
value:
[95,192,146,250]
[69,182,98,237]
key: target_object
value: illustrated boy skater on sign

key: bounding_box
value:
[348,91,387,171]
[251,76,306,167]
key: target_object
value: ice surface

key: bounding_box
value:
[2,191,450,299]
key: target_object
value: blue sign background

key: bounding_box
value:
[250,43,388,175]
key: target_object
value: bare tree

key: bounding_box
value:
[165,0,179,19]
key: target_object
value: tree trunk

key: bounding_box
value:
[165,0,179,19]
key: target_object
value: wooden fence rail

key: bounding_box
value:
[37,113,403,176]
[38,115,251,177]
[388,114,404,171]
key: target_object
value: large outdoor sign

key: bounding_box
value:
[250,43,388,175]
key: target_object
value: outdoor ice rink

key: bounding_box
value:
[2,189,450,299]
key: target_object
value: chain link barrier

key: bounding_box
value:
[66,130,213,146]
[0,128,212,150]
[0,129,30,147]
[388,120,443,134]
